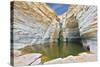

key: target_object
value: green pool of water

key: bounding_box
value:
[20,41,88,62]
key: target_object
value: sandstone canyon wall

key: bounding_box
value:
[12,1,97,53]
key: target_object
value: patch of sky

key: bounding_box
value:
[47,3,69,16]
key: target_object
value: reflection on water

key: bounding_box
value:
[20,39,88,61]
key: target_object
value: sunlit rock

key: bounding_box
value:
[13,2,60,49]
[44,58,62,64]
[76,6,97,53]
[14,53,42,66]
[78,52,97,61]
[62,53,97,63]
[12,1,97,66]
[61,5,97,53]
[62,55,76,63]
[13,1,97,53]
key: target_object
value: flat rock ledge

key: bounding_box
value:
[44,53,97,64]
[14,53,42,66]
[13,52,97,66]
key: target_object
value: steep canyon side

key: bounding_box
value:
[12,1,97,53]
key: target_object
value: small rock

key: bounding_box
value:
[62,55,78,63]
[44,58,62,64]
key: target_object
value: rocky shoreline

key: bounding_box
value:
[11,1,97,66]
[13,50,97,66]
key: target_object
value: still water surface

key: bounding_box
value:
[20,41,88,61]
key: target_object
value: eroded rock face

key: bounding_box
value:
[12,1,97,53]
[61,5,97,53]
[12,1,60,49]
[11,1,97,66]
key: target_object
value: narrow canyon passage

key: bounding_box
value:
[11,1,97,65]
[18,8,88,61]
[19,16,87,62]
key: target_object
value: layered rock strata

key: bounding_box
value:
[61,5,97,53]
[11,1,97,66]
[12,1,60,49]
